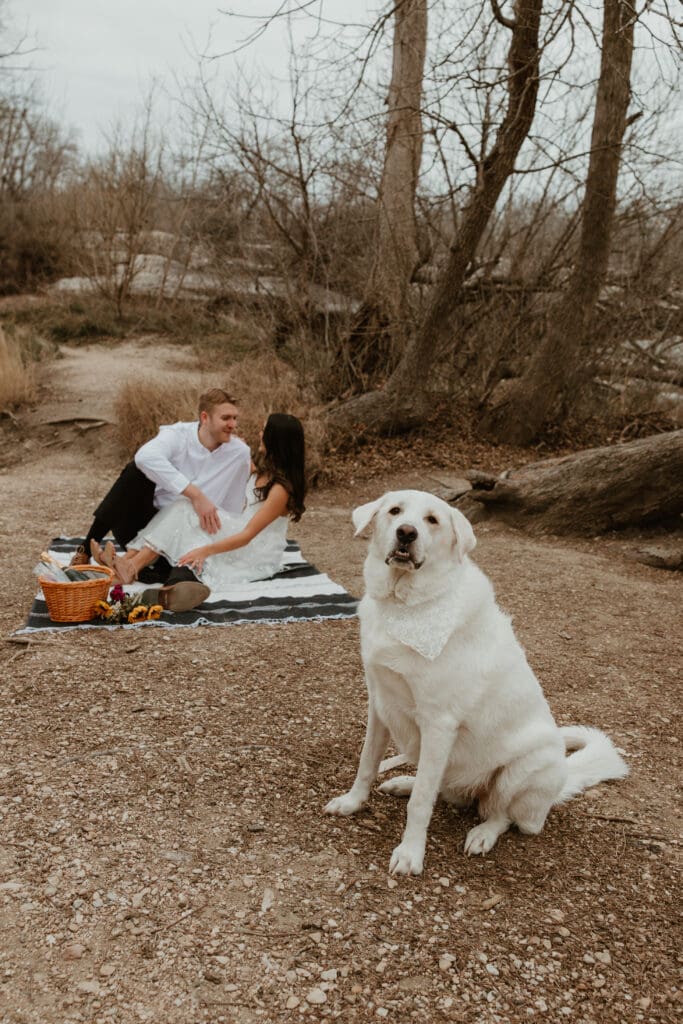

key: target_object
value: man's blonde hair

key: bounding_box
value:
[198,388,237,417]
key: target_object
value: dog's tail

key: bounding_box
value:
[556,725,628,803]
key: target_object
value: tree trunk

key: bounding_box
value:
[327,0,543,434]
[336,0,427,393]
[459,429,683,534]
[376,0,427,317]
[480,0,636,444]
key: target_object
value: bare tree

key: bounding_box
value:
[479,0,637,443]
[339,0,428,390]
[0,85,76,292]
[327,0,544,434]
[73,103,166,317]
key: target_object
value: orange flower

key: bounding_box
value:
[127,605,148,623]
[94,599,113,619]
[147,604,163,620]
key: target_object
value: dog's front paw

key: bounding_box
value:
[324,792,365,816]
[378,774,415,798]
[389,840,425,876]
[464,822,500,856]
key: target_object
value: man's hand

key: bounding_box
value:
[190,491,221,534]
[178,546,212,574]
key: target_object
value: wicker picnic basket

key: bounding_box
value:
[40,565,114,623]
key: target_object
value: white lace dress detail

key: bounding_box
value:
[128,475,288,588]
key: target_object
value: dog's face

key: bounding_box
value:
[352,490,476,574]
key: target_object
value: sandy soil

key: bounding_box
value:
[0,342,680,1024]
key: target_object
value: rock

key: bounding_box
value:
[63,943,85,960]
[158,849,191,865]
[306,988,327,1004]
[439,953,456,971]
[595,950,612,965]
[286,996,300,1009]
[633,545,683,571]
[260,887,275,914]
[482,893,504,910]
[398,975,431,992]
[204,969,222,984]
[99,964,116,977]
[76,980,101,995]
[321,969,337,981]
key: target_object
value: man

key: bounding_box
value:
[73,388,251,609]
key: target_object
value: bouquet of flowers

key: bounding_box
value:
[94,584,163,625]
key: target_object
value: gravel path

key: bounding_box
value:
[0,343,679,1023]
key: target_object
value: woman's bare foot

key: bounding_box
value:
[112,554,137,585]
[91,540,116,569]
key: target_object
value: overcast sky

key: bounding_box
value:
[23,0,374,153]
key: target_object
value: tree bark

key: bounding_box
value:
[460,429,683,534]
[376,0,427,317]
[327,0,543,434]
[480,0,636,444]
[336,0,427,392]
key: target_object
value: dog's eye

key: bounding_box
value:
[388,506,401,516]
[426,515,439,525]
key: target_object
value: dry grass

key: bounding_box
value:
[0,326,37,409]
[225,353,328,479]
[114,352,328,480]
[113,381,199,455]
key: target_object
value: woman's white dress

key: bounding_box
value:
[128,475,288,589]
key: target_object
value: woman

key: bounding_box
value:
[93,413,306,595]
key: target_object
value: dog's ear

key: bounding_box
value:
[449,507,476,561]
[352,497,383,537]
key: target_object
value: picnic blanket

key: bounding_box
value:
[19,537,359,633]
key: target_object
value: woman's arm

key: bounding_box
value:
[178,482,289,573]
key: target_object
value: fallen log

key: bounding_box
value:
[459,429,683,534]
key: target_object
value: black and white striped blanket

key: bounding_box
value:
[19,537,358,633]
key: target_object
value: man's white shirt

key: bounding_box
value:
[135,422,251,514]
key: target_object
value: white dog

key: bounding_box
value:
[324,490,628,876]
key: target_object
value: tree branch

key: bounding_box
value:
[490,0,516,30]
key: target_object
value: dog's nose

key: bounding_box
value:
[396,524,418,545]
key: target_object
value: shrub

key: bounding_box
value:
[114,380,198,455]
[114,352,327,481]
[0,325,37,409]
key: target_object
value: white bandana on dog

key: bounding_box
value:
[382,585,462,661]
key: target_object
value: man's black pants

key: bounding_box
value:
[84,461,172,583]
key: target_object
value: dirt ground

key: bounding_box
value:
[0,342,680,1024]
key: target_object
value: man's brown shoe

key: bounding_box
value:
[140,581,210,613]
[69,545,90,566]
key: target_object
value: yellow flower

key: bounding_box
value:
[94,599,113,619]
[127,605,148,623]
[147,604,163,620]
